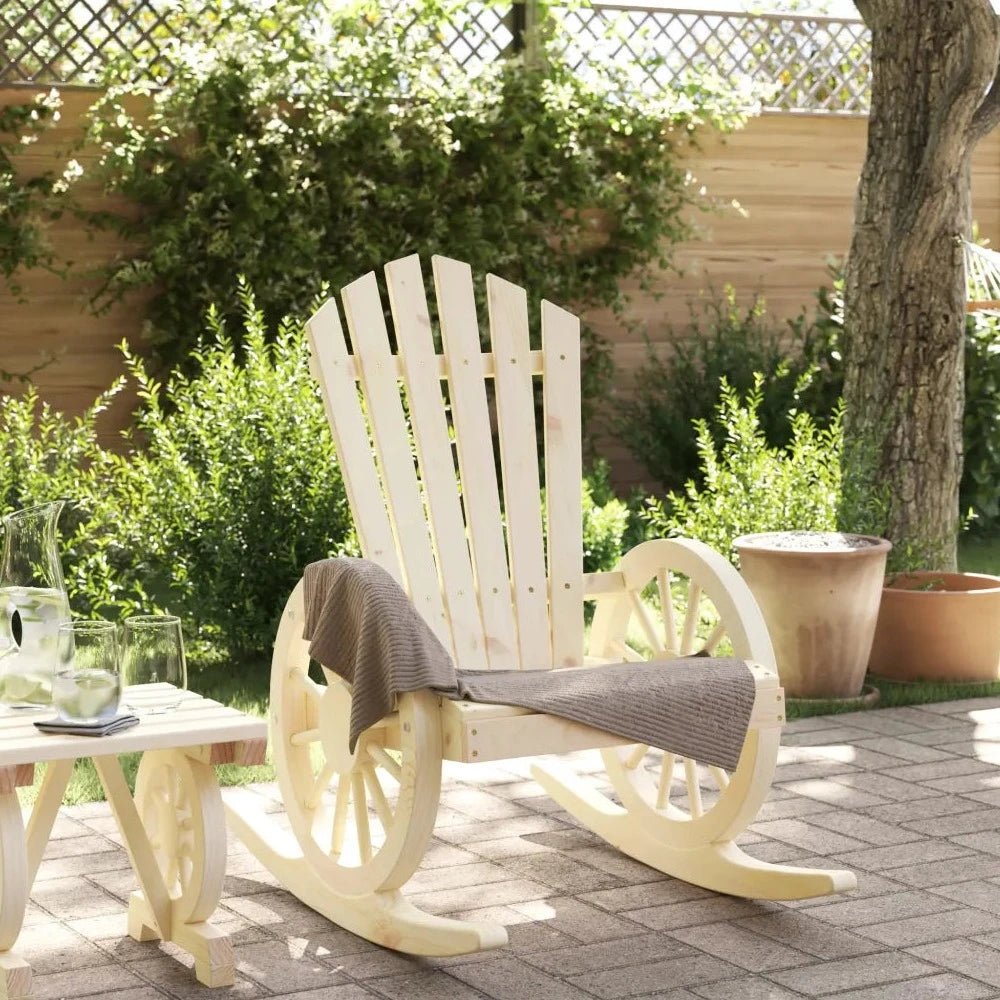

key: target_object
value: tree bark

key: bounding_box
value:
[844,0,1000,570]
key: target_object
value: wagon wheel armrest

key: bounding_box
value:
[581,537,779,680]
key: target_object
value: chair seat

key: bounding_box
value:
[433,662,779,763]
[437,695,628,762]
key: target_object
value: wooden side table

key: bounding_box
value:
[0,685,267,999]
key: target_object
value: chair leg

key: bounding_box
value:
[532,759,855,900]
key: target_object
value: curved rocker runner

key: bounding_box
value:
[225,254,856,957]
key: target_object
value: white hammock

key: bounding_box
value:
[964,240,1000,314]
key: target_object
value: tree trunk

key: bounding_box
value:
[844,0,1000,570]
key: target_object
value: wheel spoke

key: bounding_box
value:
[683,757,703,818]
[606,562,755,833]
[330,774,352,856]
[700,622,726,655]
[611,639,646,663]
[307,758,337,809]
[290,727,321,747]
[367,743,402,782]
[708,765,730,789]
[657,568,679,653]
[656,752,675,810]
[629,591,668,657]
[362,763,393,828]
[352,770,372,863]
[680,581,702,655]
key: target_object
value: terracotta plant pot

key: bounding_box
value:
[868,571,1000,683]
[734,531,892,699]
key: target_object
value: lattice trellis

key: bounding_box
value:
[2,0,194,84]
[1,1,871,116]
[436,3,514,71]
[550,5,870,114]
[0,0,517,85]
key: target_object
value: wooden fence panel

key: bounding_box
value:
[2,90,998,488]
[0,86,150,445]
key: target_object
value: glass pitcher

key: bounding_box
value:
[0,501,71,709]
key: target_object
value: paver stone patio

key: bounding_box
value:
[25,698,1000,999]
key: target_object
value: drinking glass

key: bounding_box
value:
[53,620,121,723]
[121,615,187,714]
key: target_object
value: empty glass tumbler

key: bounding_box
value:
[121,615,187,714]
[53,620,121,723]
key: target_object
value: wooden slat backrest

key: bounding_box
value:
[339,272,451,649]
[542,301,584,667]
[433,256,518,669]
[384,256,483,665]
[305,299,403,584]
[487,274,549,668]
[306,254,584,671]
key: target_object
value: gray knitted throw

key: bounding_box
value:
[303,558,756,771]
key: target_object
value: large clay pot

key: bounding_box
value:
[868,571,1000,682]
[734,531,891,698]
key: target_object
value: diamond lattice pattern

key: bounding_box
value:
[1,1,870,114]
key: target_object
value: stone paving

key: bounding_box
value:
[26,697,1000,999]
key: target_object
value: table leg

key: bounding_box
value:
[25,759,73,886]
[94,751,233,987]
[0,773,30,1000]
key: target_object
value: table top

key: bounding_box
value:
[0,685,267,767]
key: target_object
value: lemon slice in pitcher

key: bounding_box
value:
[3,673,50,704]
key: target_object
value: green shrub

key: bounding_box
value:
[645,375,843,563]
[0,90,66,302]
[1,284,357,661]
[963,311,1000,531]
[581,459,631,573]
[120,283,357,656]
[84,0,749,419]
[617,283,842,493]
[0,384,153,619]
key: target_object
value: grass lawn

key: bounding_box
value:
[957,531,1000,576]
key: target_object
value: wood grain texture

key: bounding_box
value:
[0,687,266,767]
[3,91,998,489]
[386,255,486,668]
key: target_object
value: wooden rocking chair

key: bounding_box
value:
[225,254,855,957]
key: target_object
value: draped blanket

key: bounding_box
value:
[303,558,756,771]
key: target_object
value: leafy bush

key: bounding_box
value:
[962,311,1000,531]
[0,384,153,619]
[581,459,631,573]
[0,90,68,302]
[120,284,357,656]
[1,285,357,660]
[617,282,842,493]
[84,0,749,415]
[645,375,843,563]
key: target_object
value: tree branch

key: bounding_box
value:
[851,1,873,26]
[969,39,1000,146]
[918,6,995,185]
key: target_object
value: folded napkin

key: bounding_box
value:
[34,714,140,737]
